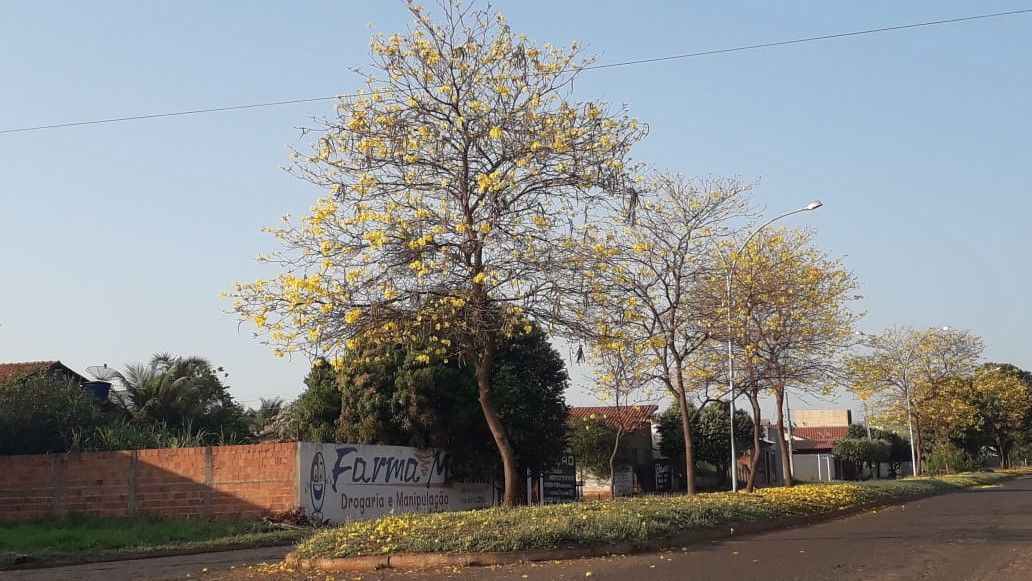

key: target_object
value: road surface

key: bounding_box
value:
[365,476,1032,581]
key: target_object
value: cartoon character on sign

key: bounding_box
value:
[415,449,434,478]
[309,451,327,521]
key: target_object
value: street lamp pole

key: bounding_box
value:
[726,200,822,492]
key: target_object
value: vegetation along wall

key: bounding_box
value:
[0,442,298,521]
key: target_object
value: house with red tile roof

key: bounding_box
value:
[761,415,853,482]
[0,360,87,385]
[0,360,117,403]
[569,405,659,495]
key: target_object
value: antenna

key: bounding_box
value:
[85,363,120,382]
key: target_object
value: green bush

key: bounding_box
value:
[924,443,985,475]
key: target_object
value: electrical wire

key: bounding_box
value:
[2,7,1030,135]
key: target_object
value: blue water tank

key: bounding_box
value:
[81,381,112,401]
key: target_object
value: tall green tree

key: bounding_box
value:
[657,402,753,488]
[229,0,645,507]
[276,358,344,442]
[292,326,570,482]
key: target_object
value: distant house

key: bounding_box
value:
[570,405,659,494]
[791,425,851,481]
[757,408,856,482]
[0,360,87,385]
[0,360,109,401]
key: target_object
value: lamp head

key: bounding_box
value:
[805,200,823,211]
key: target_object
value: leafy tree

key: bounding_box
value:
[115,354,249,445]
[292,326,569,482]
[0,376,104,455]
[657,402,753,488]
[924,442,985,475]
[957,363,1032,468]
[704,227,860,487]
[845,424,910,477]
[847,327,983,476]
[229,0,645,506]
[276,358,343,442]
[336,342,476,450]
[692,401,755,485]
[489,326,571,479]
[831,437,891,480]
[581,174,754,495]
[567,416,630,479]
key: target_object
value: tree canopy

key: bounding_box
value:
[229,0,645,507]
[847,326,984,475]
[0,376,103,455]
[280,325,570,482]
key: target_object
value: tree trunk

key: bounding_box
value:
[745,392,762,493]
[912,416,924,477]
[676,393,697,495]
[609,426,625,498]
[473,336,519,507]
[774,390,794,487]
[999,438,1013,469]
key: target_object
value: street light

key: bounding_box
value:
[726,200,823,492]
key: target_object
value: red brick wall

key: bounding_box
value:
[0,442,298,521]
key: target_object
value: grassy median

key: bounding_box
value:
[294,471,1021,560]
[0,515,308,567]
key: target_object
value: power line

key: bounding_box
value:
[2,7,1030,135]
[0,96,338,134]
[583,8,1032,71]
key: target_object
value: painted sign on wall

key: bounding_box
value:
[299,442,495,522]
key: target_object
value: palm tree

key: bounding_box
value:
[114,353,248,444]
[245,397,285,439]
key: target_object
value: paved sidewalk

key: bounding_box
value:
[0,545,295,581]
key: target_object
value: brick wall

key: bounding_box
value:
[0,442,298,521]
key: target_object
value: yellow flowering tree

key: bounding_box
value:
[581,174,755,495]
[709,227,861,487]
[846,326,983,476]
[229,1,645,507]
[586,340,656,497]
[963,364,1032,468]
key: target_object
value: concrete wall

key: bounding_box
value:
[794,409,852,427]
[0,442,298,521]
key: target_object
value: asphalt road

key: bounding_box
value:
[366,476,1032,581]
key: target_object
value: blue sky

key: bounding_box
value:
[2,1,1029,415]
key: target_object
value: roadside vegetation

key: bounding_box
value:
[0,515,309,568]
[293,471,1019,560]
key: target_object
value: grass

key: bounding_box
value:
[294,470,1025,560]
[0,515,310,568]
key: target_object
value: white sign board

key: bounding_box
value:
[613,466,634,497]
[299,442,495,522]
